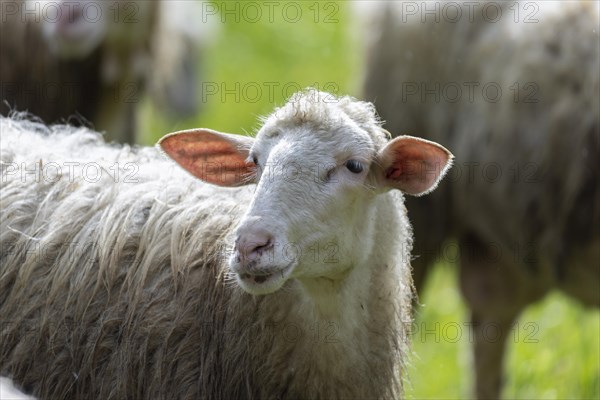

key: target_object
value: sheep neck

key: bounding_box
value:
[295,197,389,322]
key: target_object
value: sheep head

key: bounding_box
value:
[159,90,453,295]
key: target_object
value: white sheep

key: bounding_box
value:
[363,1,599,398]
[0,90,452,399]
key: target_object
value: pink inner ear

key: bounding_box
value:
[383,136,452,196]
[159,129,256,187]
[387,164,403,180]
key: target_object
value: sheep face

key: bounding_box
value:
[30,0,155,59]
[160,91,452,295]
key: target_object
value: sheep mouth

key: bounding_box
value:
[236,263,294,295]
[239,272,274,284]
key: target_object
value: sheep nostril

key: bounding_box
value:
[234,228,274,262]
[246,238,272,258]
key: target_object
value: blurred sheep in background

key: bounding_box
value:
[362,0,599,398]
[0,0,214,143]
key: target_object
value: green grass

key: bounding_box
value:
[406,265,600,399]
[140,1,360,144]
[139,2,600,397]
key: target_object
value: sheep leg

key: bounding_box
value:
[470,311,517,399]
[458,234,542,399]
[95,81,138,144]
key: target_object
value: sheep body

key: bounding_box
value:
[0,90,429,398]
[363,0,599,397]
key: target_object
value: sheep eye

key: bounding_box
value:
[345,160,364,174]
[251,155,259,165]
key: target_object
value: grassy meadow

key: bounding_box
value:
[141,2,599,398]
[407,265,599,399]
[140,1,360,143]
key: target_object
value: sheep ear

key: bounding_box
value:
[158,128,256,187]
[377,135,453,196]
